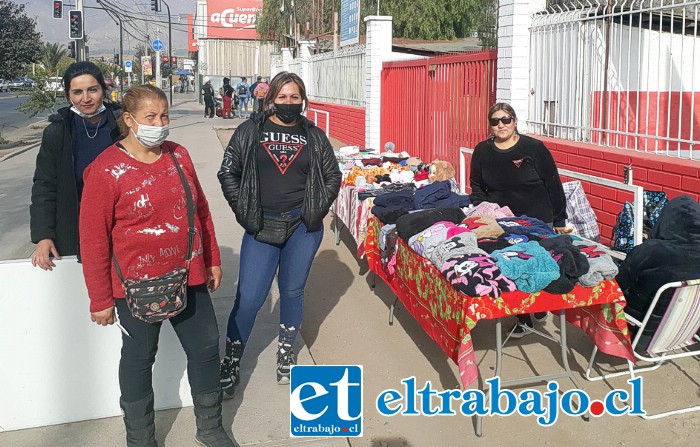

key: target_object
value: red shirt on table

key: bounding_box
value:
[79,141,221,313]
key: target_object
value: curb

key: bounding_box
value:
[0,141,40,163]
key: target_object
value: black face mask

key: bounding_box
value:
[274,103,303,124]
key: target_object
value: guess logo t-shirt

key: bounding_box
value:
[258,119,310,212]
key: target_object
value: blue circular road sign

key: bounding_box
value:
[124,60,132,68]
[152,39,164,51]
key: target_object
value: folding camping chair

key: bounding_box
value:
[585,279,700,419]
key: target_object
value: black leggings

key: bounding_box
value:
[115,284,220,402]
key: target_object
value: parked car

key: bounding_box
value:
[10,78,25,89]
[44,77,64,92]
[9,77,36,89]
[0,79,9,92]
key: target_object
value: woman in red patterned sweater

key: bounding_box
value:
[79,85,236,447]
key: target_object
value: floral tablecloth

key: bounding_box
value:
[331,185,375,258]
[365,216,635,388]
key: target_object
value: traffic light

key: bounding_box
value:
[151,0,160,12]
[114,53,120,65]
[69,10,83,39]
[161,56,169,64]
[170,57,177,65]
[53,1,63,19]
[68,41,76,59]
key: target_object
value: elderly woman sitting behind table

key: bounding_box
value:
[470,102,568,338]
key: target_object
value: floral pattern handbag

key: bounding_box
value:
[113,150,196,324]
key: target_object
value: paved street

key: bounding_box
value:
[0,92,60,143]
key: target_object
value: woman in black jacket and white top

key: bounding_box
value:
[30,61,121,270]
[217,71,341,393]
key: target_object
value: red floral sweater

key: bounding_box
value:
[79,141,221,312]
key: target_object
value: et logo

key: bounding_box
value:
[290,365,363,437]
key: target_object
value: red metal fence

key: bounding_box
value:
[381,51,497,169]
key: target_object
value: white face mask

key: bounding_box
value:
[129,115,169,148]
[70,102,106,119]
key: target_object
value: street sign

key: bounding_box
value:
[152,39,164,51]
[340,0,360,47]
[124,60,133,73]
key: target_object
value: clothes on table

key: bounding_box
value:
[476,236,513,254]
[372,205,409,225]
[571,236,619,287]
[496,216,555,235]
[407,221,462,258]
[429,231,486,269]
[460,215,505,239]
[463,201,515,219]
[413,180,471,209]
[491,241,561,293]
[440,253,517,298]
[357,182,416,201]
[537,235,590,294]
[372,190,415,211]
[395,207,466,242]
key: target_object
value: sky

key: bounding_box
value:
[21,0,195,56]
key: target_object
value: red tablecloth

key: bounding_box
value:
[365,217,635,388]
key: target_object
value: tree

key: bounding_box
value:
[256,0,497,45]
[0,0,43,79]
[41,43,68,76]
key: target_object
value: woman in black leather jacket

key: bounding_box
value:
[217,72,341,393]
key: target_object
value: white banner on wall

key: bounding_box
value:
[0,257,192,432]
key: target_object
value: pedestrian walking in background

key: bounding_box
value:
[79,85,236,447]
[249,76,261,99]
[217,71,341,395]
[30,61,122,271]
[202,76,215,118]
[253,78,269,113]
[222,77,234,119]
[235,77,250,119]
[470,101,568,338]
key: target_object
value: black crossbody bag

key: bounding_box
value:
[113,150,196,323]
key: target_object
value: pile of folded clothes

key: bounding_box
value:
[376,204,619,298]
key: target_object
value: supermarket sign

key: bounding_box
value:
[207,0,263,40]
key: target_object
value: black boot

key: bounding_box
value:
[220,338,243,398]
[120,391,157,447]
[276,325,298,385]
[193,391,237,447]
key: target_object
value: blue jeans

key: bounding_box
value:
[239,97,249,117]
[225,212,323,347]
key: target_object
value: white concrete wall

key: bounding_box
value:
[364,16,393,150]
[497,0,546,132]
[0,258,192,432]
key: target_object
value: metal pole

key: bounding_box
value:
[76,0,85,61]
[162,0,173,106]
[119,17,124,95]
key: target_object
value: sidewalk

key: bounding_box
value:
[2,93,699,447]
[0,93,348,447]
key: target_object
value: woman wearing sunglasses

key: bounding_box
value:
[470,102,568,337]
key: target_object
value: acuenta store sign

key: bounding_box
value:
[207,0,263,40]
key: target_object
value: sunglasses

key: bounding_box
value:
[489,116,514,126]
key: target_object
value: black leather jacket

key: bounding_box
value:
[217,113,342,233]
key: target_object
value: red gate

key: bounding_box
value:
[381,51,497,169]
